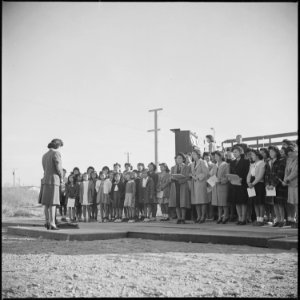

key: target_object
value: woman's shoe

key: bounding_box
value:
[216,219,222,224]
[50,224,59,230]
[272,222,280,227]
[278,222,284,227]
[240,221,247,225]
[176,219,182,224]
[44,223,50,230]
[199,219,205,224]
[181,220,186,224]
[236,221,241,225]
[164,218,170,221]
[222,218,229,224]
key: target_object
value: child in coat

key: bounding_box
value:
[111,173,125,222]
[139,170,154,222]
[80,173,93,222]
[124,172,136,222]
[95,171,105,222]
[65,175,79,222]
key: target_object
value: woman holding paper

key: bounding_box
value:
[229,146,250,225]
[169,153,191,224]
[265,146,287,227]
[190,149,210,223]
[247,150,266,226]
[211,151,230,224]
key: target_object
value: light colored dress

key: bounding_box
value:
[284,155,298,205]
[211,161,230,207]
[190,159,210,205]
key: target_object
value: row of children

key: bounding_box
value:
[58,162,169,223]
[57,138,298,228]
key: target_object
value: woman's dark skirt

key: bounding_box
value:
[230,184,248,205]
[253,182,265,205]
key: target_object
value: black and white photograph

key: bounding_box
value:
[2,1,298,298]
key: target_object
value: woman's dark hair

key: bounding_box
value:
[124,163,133,169]
[206,134,215,143]
[232,145,243,153]
[137,163,145,169]
[175,152,186,163]
[202,152,210,159]
[67,175,74,184]
[114,172,121,178]
[259,148,270,158]
[148,162,157,172]
[90,171,98,179]
[214,151,225,161]
[267,145,281,159]
[286,145,296,154]
[73,167,80,173]
[102,166,110,172]
[192,148,201,160]
[113,163,121,168]
[47,138,63,149]
[282,139,293,145]
[250,149,263,160]
[87,166,95,172]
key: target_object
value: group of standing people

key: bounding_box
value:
[40,136,298,230]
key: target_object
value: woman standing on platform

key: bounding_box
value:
[247,149,266,226]
[190,149,210,223]
[157,163,171,221]
[169,153,191,224]
[283,145,298,228]
[211,151,230,224]
[148,163,159,220]
[41,138,64,230]
[228,146,250,225]
[264,146,287,227]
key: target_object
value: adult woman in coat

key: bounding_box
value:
[169,153,191,224]
[190,149,210,223]
[229,146,250,225]
[41,138,64,230]
[264,146,287,227]
[211,151,230,224]
[283,145,298,228]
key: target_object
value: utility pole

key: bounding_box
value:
[12,169,16,187]
[147,108,163,166]
[124,152,131,164]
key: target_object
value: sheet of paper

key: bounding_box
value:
[156,191,164,199]
[207,175,218,187]
[266,187,276,197]
[226,174,241,186]
[171,174,186,179]
[247,187,256,198]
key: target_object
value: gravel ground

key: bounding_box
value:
[2,228,298,298]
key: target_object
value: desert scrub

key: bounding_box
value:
[2,187,43,217]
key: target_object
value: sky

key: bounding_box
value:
[2,2,298,186]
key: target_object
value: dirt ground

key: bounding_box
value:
[1,227,298,298]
